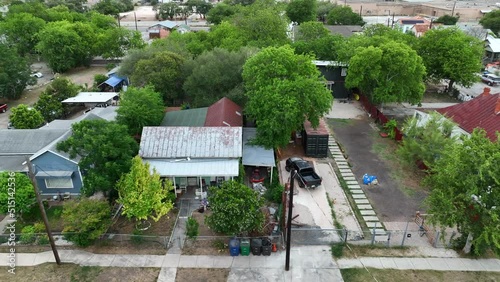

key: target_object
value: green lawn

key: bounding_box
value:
[341,268,500,282]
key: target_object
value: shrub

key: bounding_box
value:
[131,229,144,245]
[331,243,344,258]
[37,235,49,245]
[186,217,199,239]
[265,183,284,204]
[20,225,36,244]
[383,119,398,139]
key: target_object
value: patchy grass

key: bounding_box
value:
[176,268,230,282]
[0,264,159,282]
[342,244,413,258]
[341,268,500,282]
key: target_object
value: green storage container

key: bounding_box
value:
[240,239,250,256]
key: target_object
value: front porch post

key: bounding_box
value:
[270,166,273,184]
[172,177,177,198]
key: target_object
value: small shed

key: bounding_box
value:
[303,119,329,158]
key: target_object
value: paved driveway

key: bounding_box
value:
[328,116,427,222]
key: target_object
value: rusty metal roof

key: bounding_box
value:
[204,97,243,127]
[140,126,242,159]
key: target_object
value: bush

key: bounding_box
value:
[265,183,284,204]
[20,225,36,244]
[131,229,144,245]
[383,119,398,139]
[186,217,199,239]
[37,235,49,245]
[33,222,46,233]
[331,243,344,258]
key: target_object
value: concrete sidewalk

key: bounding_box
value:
[2,247,500,279]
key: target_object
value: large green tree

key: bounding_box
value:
[243,45,332,149]
[317,1,335,23]
[0,43,34,99]
[183,47,257,107]
[57,120,139,197]
[286,0,317,24]
[116,86,165,136]
[397,111,457,169]
[0,172,36,216]
[206,3,236,24]
[130,51,185,104]
[206,180,265,235]
[9,105,45,129]
[0,12,46,56]
[327,5,365,26]
[480,9,500,36]
[117,156,174,223]
[292,21,346,60]
[424,129,500,255]
[158,2,180,20]
[418,27,483,91]
[62,199,111,247]
[345,41,426,105]
[34,77,80,122]
[434,15,459,25]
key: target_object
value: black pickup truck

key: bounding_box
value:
[285,157,322,189]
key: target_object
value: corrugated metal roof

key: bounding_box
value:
[436,91,500,141]
[486,35,500,53]
[140,127,242,158]
[161,107,208,126]
[146,159,239,177]
[62,92,118,104]
[0,155,30,172]
[242,128,275,167]
[205,97,243,127]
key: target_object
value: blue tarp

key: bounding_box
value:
[103,76,124,87]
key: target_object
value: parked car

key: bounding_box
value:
[30,72,43,78]
[0,103,7,113]
[481,73,500,86]
[285,157,322,189]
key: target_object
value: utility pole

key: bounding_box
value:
[27,159,61,265]
[285,170,296,271]
[134,12,138,31]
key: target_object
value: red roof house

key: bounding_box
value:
[204,97,243,127]
[436,87,500,141]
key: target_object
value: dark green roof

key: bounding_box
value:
[161,107,208,126]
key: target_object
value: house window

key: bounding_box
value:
[45,178,74,189]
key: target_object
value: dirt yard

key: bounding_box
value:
[175,268,230,282]
[0,264,159,282]
[340,268,500,282]
[182,211,231,256]
[327,117,429,222]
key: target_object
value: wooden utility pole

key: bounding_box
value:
[285,170,296,271]
[26,159,61,265]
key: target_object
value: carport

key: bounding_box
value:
[62,92,119,108]
[242,128,276,184]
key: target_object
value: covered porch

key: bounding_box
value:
[145,158,239,199]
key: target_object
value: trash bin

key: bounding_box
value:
[240,239,250,256]
[261,238,271,256]
[251,238,262,256]
[229,238,240,256]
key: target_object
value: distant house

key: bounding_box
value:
[147,20,190,40]
[410,23,431,38]
[436,87,500,141]
[323,25,363,38]
[161,97,243,127]
[0,107,118,197]
[485,35,500,63]
[98,67,128,92]
[395,17,430,33]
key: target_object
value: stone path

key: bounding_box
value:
[327,136,387,241]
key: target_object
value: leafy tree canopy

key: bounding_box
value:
[206,2,237,24]
[434,15,459,25]
[62,198,111,247]
[158,2,180,20]
[327,5,365,26]
[57,120,139,197]
[397,111,457,169]
[292,21,346,61]
[345,41,426,105]
[424,129,500,256]
[130,51,185,104]
[0,172,36,215]
[117,156,174,222]
[0,43,34,99]
[0,12,46,56]
[34,77,80,122]
[93,0,134,16]
[480,9,500,36]
[243,45,332,149]
[317,1,335,23]
[116,86,165,136]
[286,0,317,24]
[206,180,265,235]
[183,47,257,107]
[417,27,483,90]
[9,104,45,129]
